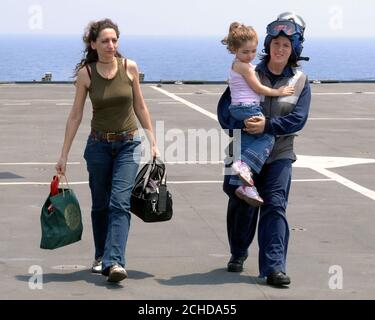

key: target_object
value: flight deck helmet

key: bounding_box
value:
[264,12,309,61]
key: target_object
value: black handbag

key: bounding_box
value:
[130,158,173,222]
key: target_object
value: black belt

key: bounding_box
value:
[90,130,137,142]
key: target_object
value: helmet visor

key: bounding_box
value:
[266,20,301,37]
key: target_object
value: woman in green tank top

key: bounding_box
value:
[55,19,159,283]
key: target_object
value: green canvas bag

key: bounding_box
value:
[40,176,83,249]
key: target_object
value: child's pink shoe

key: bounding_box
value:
[232,160,254,187]
[235,186,264,207]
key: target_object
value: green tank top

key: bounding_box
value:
[88,57,138,133]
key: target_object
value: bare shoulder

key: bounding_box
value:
[122,58,139,82]
[125,59,139,73]
[76,66,91,89]
[233,61,253,75]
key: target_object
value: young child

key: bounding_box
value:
[221,22,294,207]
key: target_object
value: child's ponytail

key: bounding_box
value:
[221,22,258,53]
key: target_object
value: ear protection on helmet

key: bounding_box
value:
[264,12,309,61]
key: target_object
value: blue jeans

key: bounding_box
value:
[223,159,292,278]
[83,134,141,275]
[228,103,275,185]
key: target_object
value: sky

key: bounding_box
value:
[1,0,375,38]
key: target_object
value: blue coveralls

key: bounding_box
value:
[217,61,311,278]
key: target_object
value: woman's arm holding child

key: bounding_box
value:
[233,61,294,97]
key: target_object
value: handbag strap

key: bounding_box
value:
[155,159,169,212]
[141,157,167,191]
[57,174,70,197]
[142,161,155,191]
[152,157,167,186]
[159,163,167,186]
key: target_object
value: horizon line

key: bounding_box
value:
[0,33,374,39]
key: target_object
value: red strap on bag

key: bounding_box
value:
[50,175,59,196]
[48,175,60,213]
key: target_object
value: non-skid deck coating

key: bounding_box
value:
[0,82,374,300]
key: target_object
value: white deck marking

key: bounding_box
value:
[3,103,31,106]
[157,92,221,96]
[312,167,375,200]
[151,85,375,201]
[160,161,224,164]
[309,118,375,121]
[0,99,74,102]
[151,86,218,121]
[157,101,183,104]
[294,155,375,169]
[312,92,375,95]
[295,155,375,201]
[312,92,354,95]
[0,178,333,186]
[312,91,375,96]
[0,181,88,186]
[0,162,80,165]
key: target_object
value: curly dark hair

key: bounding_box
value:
[73,18,123,77]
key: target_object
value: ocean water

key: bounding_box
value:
[1,35,374,82]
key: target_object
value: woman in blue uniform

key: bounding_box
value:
[218,12,311,286]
